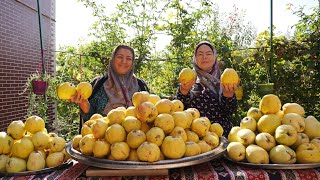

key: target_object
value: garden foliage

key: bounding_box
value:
[54,0,319,139]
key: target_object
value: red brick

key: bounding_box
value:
[0,0,56,131]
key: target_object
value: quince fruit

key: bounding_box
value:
[25,115,45,134]
[178,68,196,83]
[76,82,92,99]
[259,94,281,114]
[161,136,185,159]
[137,142,160,162]
[220,68,239,84]
[57,82,76,100]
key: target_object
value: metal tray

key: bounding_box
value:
[66,136,228,169]
[224,155,320,169]
[0,159,73,177]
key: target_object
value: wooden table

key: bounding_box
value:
[1,158,320,180]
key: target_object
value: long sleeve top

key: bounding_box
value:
[175,83,237,136]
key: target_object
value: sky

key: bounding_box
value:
[55,0,318,51]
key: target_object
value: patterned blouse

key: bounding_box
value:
[175,83,237,136]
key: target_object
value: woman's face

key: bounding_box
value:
[113,48,133,75]
[195,44,215,71]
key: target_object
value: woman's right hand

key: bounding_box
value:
[180,79,195,95]
[68,91,86,104]
[67,91,90,113]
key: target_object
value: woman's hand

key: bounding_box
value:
[180,79,195,95]
[221,82,239,98]
[68,91,86,104]
[67,91,90,113]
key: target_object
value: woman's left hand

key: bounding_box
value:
[221,82,239,98]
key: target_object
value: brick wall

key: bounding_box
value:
[0,0,56,131]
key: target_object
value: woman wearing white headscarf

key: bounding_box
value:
[176,41,238,136]
[70,45,149,122]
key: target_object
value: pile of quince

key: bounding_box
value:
[227,94,320,164]
[0,116,69,173]
[72,91,224,162]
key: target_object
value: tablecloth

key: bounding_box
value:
[1,158,320,180]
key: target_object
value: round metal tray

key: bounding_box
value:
[66,136,228,169]
[224,155,320,169]
[0,159,73,177]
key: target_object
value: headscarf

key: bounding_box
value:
[103,45,140,113]
[192,41,221,98]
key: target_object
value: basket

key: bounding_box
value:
[32,80,48,95]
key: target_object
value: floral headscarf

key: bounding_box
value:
[103,45,140,113]
[192,41,221,98]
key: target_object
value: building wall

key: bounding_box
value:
[0,0,56,131]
